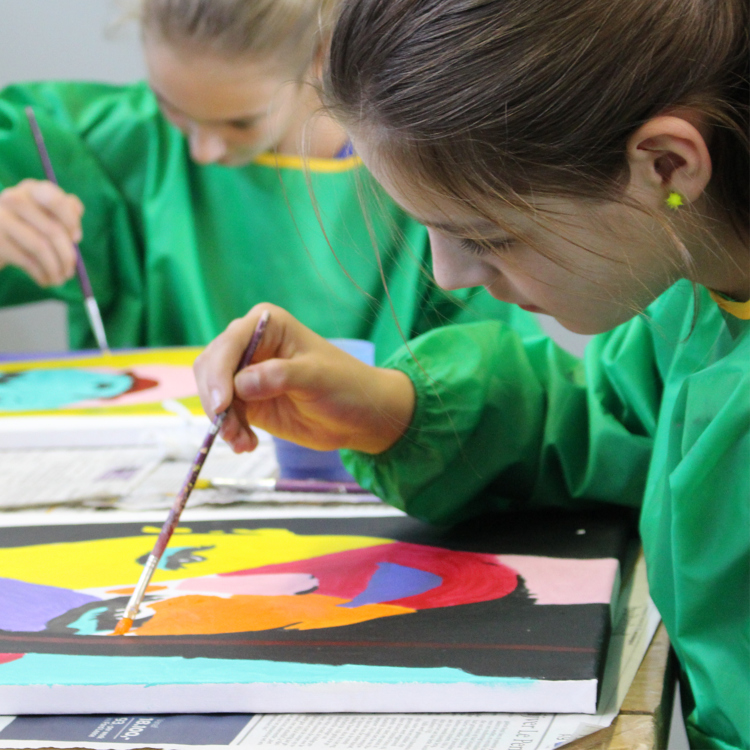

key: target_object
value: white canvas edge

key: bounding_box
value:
[0,679,598,715]
[0,416,212,449]
[0,505,406,527]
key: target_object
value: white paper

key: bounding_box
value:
[0,432,378,511]
[0,448,163,508]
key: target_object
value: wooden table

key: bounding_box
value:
[567,623,675,750]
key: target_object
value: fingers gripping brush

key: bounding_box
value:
[112,310,270,636]
[25,106,110,355]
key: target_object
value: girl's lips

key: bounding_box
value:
[518,303,544,313]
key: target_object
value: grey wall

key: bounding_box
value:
[0,0,145,88]
[0,1,591,357]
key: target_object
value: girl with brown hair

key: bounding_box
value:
[195,1,749,746]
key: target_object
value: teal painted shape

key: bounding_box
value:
[0,369,132,411]
[65,607,109,636]
[0,653,538,689]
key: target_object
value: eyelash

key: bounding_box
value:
[228,120,258,131]
[157,101,257,132]
[459,238,488,256]
[459,238,514,256]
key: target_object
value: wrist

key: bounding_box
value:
[346,368,415,454]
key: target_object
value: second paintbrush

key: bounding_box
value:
[25,106,110,355]
[112,310,271,636]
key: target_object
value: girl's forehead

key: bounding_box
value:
[144,37,298,118]
[352,133,604,240]
[351,133,500,226]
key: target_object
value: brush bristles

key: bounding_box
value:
[112,617,133,636]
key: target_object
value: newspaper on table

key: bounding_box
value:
[0,438,378,511]
[0,447,164,509]
[0,552,659,750]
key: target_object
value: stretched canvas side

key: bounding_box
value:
[0,512,634,715]
[0,678,599,715]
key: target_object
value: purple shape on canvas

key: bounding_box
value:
[0,578,98,632]
[342,563,442,608]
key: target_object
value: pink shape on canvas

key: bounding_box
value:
[177,573,317,597]
[497,555,618,605]
[71,366,197,408]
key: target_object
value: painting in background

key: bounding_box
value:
[0,511,634,714]
[0,348,203,418]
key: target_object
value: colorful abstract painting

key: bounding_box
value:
[0,348,203,418]
[0,512,633,714]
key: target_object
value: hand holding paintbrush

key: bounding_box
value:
[112,310,270,636]
[24,107,110,354]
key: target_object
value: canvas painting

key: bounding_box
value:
[0,348,204,418]
[0,511,633,714]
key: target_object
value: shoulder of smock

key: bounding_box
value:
[0,79,179,218]
[0,80,157,129]
[585,280,746,379]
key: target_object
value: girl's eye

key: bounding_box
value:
[459,237,514,256]
[459,238,489,256]
[228,118,260,131]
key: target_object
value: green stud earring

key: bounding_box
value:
[666,191,684,210]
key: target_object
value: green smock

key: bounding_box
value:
[345,280,749,750]
[0,81,539,357]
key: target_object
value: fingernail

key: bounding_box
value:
[210,388,223,413]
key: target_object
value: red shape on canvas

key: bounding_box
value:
[0,653,24,665]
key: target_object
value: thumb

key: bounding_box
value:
[234,357,303,402]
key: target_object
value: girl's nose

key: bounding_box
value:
[188,127,228,164]
[428,229,497,291]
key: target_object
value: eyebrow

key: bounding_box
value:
[427,221,475,234]
[152,90,265,126]
[426,220,514,241]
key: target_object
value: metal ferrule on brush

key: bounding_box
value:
[85,296,110,354]
[122,554,160,622]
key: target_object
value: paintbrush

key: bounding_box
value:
[25,106,110,355]
[194,477,369,494]
[112,310,270,636]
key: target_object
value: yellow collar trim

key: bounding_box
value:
[709,290,750,320]
[252,153,362,173]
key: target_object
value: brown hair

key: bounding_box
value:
[324,0,749,243]
[139,0,339,75]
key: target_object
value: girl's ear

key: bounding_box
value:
[309,40,329,80]
[626,114,712,206]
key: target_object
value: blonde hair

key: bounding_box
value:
[140,0,339,75]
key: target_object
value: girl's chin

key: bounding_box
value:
[552,313,634,336]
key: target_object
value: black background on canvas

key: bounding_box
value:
[0,509,636,681]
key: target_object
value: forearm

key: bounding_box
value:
[344,366,415,454]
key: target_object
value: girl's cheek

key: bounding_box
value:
[162,111,189,134]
